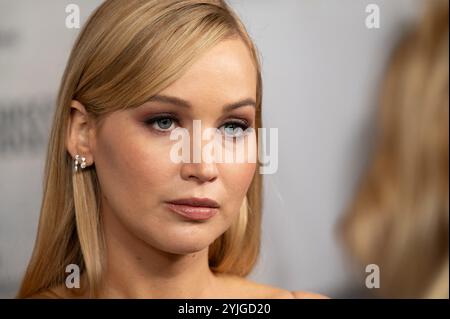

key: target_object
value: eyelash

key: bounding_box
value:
[144,114,251,138]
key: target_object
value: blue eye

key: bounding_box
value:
[220,121,249,138]
[145,115,178,132]
[155,118,173,130]
[144,115,251,138]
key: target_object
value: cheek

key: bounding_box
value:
[218,134,258,211]
[94,124,176,211]
[220,162,256,205]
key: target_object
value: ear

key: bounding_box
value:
[66,100,95,166]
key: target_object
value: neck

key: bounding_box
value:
[98,202,219,298]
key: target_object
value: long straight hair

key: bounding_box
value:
[17,0,263,298]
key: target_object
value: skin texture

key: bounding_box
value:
[62,38,326,299]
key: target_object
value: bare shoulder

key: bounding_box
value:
[215,274,330,299]
[215,274,298,299]
[291,290,329,299]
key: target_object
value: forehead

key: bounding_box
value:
[158,38,257,106]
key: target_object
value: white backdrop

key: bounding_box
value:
[0,0,421,298]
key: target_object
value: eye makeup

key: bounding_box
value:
[142,112,254,139]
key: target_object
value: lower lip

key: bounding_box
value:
[166,203,218,221]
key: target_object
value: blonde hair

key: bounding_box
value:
[339,0,449,298]
[18,0,263,298]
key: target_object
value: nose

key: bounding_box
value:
[180,160,218,183]
[180,126,219,183]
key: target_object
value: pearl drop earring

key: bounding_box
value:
[73,154,87,172]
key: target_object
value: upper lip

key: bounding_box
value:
[166,197,220,208]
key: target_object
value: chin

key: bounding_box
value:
[156,228,218,255]
[132,215,227,255]
[156,240,210,255]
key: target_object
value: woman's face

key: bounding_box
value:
[91,38,257,254]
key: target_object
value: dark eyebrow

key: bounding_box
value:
[146,94,256,112]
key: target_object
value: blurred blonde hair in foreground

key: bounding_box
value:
[339,0,449,298]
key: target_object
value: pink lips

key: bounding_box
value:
[165,197,219,221]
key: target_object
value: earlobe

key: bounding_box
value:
[65,100,95,166]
